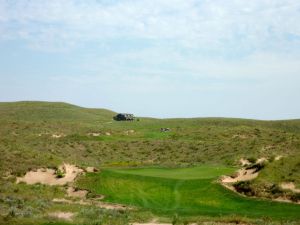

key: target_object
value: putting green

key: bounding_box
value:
[76,166,300,220]
[108,166,235,179]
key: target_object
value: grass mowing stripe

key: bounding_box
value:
[108,166,236,180]
[76,168,300,220]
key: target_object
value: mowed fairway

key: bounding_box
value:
[77,166,300,220]
[109,166,235,179]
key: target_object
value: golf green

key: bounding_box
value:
[76,166,300,220]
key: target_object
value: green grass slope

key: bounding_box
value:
[107,166,235,179]
[76,168,300,220]
[0,101,115,122]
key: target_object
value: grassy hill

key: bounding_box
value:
[0,101,300,224]
[1,101,299,174]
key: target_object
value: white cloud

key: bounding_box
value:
[1,0,300,119]
[1,0,300,53]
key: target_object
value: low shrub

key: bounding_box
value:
[234,181,255,196]
[55,169,65,178]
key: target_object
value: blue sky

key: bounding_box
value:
[0,0,300,119]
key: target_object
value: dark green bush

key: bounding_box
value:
[234,181,254,196]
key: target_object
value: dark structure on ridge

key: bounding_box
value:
[113,113,134,121]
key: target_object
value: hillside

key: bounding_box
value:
[1,101,299,174]
[0,101,300,225]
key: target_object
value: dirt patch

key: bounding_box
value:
[256,157,267,163]
[275,155,283,161]
[131,223,171,225]
[67,187,88,198]
[239,158,251,166]
[53,198,73,204]
[202,223,249,225]
[125,130,135,135]
[280,182,300,193]
[53,198,129,210]
[232,134,248,139]
[49,212,74,221]
[87,132,101,137]
[261,145,274,151]
[52,133,65,138]
[131,223,199,225]
[131,220,171,225]
[16,164,83,185]
[85,167,98,172]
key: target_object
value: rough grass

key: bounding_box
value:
[1,101,300,177]
[1,101,300,224]
[257,154,300,186]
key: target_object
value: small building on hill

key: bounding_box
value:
[113,113,134,121]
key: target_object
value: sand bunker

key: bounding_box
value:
[16,164,83,185]
[221,168,258,183]
[49,212,74,221]
[280,182,300,193]
[17,163,130,210]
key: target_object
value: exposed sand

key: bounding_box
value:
[53,198,129,210]
[67,187,88,198]
[232,134,248,139]
[220,161,300,205]
[49,212,74,221]
[131,223,198,225]
[132,223,248,225]
[239,158,251,166]
[221,168,258,183]
[85,166,98,172]
[131,219,172,225]
[52,134,65,138]
[37,132,49,137]
[131,223,171,225]
[201,223,249,225]
[16,164,83,185]
[280,182,300,193]
[87,132,101,137]
[125,130,135,135]
[17,163,131,209]
[256,157,267,164]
